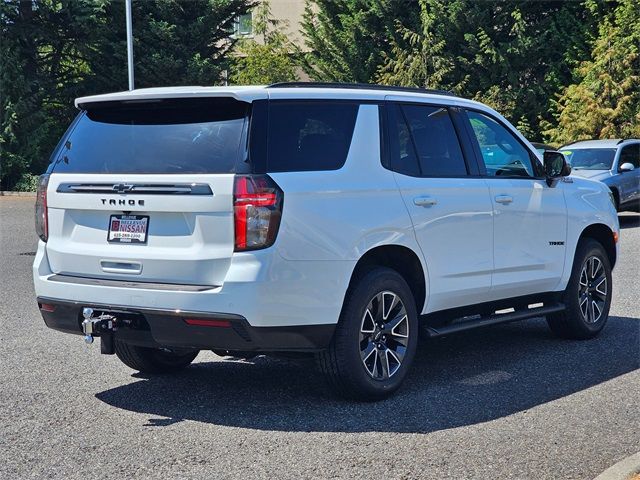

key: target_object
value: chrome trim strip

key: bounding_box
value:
[48,274,218,292]
[56,183,213,195]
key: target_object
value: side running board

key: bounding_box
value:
[423,303,565,338]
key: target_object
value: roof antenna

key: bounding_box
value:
[125,0,135,90]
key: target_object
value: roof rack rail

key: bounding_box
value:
[267,82,456,97]
[616,139,627,144]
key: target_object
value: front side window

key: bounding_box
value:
[467,110,535,178]
[388,104,467,177]
[266,102,359,172]
[559,148,616,171]
[619,144,640,169]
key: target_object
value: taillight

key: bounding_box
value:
[35,174,49,242]
[233,175,283,251]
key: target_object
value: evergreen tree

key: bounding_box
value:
[545,0,640,143]
[0,0,250,189]
[301,0,416,83]
[377,0,459,91]
[374,1,603,140]
[87,0,249,92]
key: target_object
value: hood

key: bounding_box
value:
[570,169,611,181]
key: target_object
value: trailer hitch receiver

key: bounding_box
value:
[82,307,117,354]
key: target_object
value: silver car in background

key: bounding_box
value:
[561,139,640,212]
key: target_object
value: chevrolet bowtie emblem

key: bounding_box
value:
[113,183,134,193]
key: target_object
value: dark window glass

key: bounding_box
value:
[620,144,640,169]
[51,98,249,174]
[400,105,467,177]
[467,110,535,178]
[387,105,420,176]
[266,102,359,172]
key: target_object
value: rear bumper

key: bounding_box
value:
[37,297,335,352]
[33,241,355,329]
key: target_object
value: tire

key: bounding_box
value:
[115,340,199,374]
[317,267,419,401]
[547,238,612,339]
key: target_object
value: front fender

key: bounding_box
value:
[559,177,620,289]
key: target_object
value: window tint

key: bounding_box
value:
[266,102,359,172]
[387,104,420,176]
[51,98,248,174]
[467,110,535,178]
[619,144,640,169]
[399,105,467,177]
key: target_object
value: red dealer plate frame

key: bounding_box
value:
[107,215,150,244]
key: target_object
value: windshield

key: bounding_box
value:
[51,98,249,174]
[560,148,615,170]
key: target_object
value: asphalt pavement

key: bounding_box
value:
[1,196,638,479]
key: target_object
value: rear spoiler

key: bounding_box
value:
[75,88,268,110]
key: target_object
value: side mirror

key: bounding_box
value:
[619,162,635,172]
[544,151,571,186]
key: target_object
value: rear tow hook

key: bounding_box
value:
[82,307,117,355]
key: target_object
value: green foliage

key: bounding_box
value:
[87,0,249,91]
[1,1,54,190]
[301,0,414,83]
[2,0,636,190]
[374,0,604,141]
[230,1,299,85]
[1,0,250,190]
[545,0,640,143]
[377,0,455,90]
[13,173,40,192]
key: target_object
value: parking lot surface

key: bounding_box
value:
[1,196,638,479]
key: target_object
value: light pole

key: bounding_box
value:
[125,0,135,90]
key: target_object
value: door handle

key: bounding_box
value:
[494,195,513,205]
[413,196,438,207]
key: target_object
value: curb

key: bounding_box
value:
[0,191,36,197]
[595,452,640,480]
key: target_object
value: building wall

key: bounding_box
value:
[268,0,306,47]
[236,0,307,49]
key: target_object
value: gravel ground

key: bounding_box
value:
[1,196,638,479]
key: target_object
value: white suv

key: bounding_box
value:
[33,83,620,400]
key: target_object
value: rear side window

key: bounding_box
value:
[387,104,420,176]
[266,101,359,172]
[51,98,249,174]
[388,104,468,177]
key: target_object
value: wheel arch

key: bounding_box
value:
[609,186,620,210]
[346,245,427,314]
[579,223,617,268]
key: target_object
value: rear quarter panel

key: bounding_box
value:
[269,104,429,309]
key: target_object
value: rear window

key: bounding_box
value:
[266,101,359,172]
[51,98,249,174]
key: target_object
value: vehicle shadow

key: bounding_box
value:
[96,316,639,433]
[619,213,639,230]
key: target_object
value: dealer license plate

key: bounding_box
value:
[107,215,149,244]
